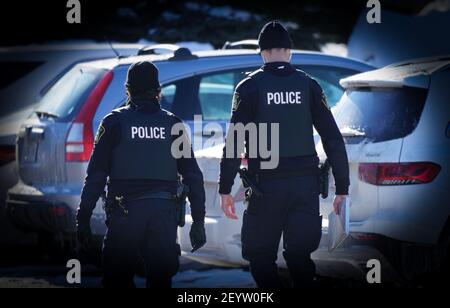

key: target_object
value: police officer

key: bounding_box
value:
[219,21,349,288]
[76,61,206,288]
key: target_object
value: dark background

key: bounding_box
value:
[0,0,436,49]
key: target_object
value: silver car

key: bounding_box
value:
[6,46,372,250]
[0,43,143,245]
[317,56,450,280]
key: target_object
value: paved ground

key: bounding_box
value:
[0,246,255,288]
[0,243,405,288]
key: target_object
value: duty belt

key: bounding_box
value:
[122,191,176,203]
[254,168,319,182]
[106,191,176,215]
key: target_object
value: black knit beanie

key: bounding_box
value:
[258,20,293,51]
[125,61,161,95]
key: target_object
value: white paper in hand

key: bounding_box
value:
[328,197,350,252]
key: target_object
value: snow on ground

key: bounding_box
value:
[162,11,181,22]
[183,2,300,34]
[0,256,255,288]
[184,2,261,22]
[0,268,256,288]
[320,43,348,57]
[135,269,255,288]
[173,269,255,288]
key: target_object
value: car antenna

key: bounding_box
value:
[105,36,122,59]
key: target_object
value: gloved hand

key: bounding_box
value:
[76,209,92,253]
[189,221,206,252]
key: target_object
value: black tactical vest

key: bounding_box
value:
[252,69,316,157]
[109,106,178,181]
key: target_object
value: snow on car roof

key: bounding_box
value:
[340,56,450,88]
[79,48,343,71]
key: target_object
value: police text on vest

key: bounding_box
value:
[131,126,166,139]
[267,91,302,105]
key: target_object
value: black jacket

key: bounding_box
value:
[78,100,206,224]
[219,62,349,195]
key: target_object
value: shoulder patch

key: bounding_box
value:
[94,124,105,144]
[308,77,330,111]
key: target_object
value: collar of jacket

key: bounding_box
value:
[262,61,296,75]
[128,98,161,113]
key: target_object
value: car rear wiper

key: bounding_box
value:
[35,110,59,118]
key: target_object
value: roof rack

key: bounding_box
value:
[168,47,198,61]
[136,44,198,61]
[137,44,181,55]
[222,39,259,50]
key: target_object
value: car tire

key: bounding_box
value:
[392,232,450,287]
[420,224,450,286]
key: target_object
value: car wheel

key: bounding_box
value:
[422,226,450,286]
[398,236,450,287]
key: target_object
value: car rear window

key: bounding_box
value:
[0,61,44,90]
[299,66,361,109]
[334,87,428,143]
[35,66,106,120]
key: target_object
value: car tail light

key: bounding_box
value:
[65,71,113,161]
[358,162,441,186]
[0,145,15,165]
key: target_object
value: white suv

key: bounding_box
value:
[317,56,450,280]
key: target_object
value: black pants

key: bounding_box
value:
[102,198,180,288]
[241,175,322,288]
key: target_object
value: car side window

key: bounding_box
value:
[160,84,176,109]
[298,66,360,109]
[161,68,255,121]
[198,73,236,121]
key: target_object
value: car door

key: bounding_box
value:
[160,67,257,148]
[160,67,258,219]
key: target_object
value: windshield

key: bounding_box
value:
[334,87,428,143]
[35,66,105,119]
